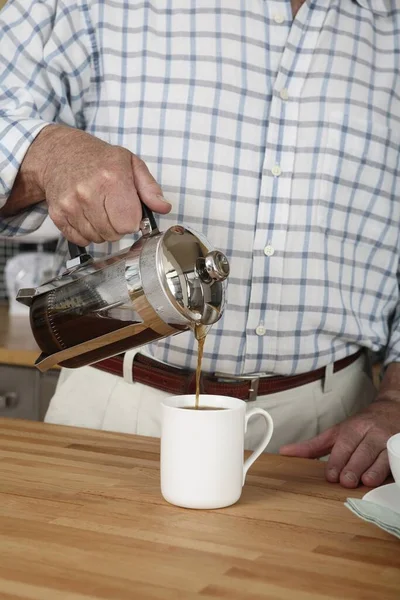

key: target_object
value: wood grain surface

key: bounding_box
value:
[0,418,398,599]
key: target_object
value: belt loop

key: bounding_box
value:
[363,348,373,378]
[123,348,142,384]
[323,362,334,394]
[248,377,260,402]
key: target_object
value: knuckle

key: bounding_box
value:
[58,195,78,214]
[135,158,146,173]
[75,182,93,202]
[48,210,63,229]
[99,168,119,186]
[132,154,152,177]
[342,418,369,440]
[368,428,388,450]
[114,146,131,160]
[359,438,380,461]
[335,436,355,455]
[130,153,143,167]
[346,415,367,431]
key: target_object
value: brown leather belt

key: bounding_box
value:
[92,349,364,402]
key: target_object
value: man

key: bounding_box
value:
[1,0,399,489]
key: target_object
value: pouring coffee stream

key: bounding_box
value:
[194,323,207,409]
[17,202,230,406]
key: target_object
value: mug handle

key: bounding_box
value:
[243,408,274,484]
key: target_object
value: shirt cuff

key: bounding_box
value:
[0,201,49,238]
[0,119,50,207]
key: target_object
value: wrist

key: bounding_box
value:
[0,124,79,217]
[375,362,400,404]
[35,124,77,192]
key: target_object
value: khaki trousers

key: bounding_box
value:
[45,352,377,453]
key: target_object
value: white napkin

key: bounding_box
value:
[345,498,400,539]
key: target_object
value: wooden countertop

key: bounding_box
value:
[0,418,398,600]
[0,304,41,367]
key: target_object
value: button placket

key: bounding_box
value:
[245,6,319,373]
[268,2,329,373]
[243,0,293,373]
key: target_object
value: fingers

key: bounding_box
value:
[81,205,120,243]
[104,173,143,236]
[280,421,391,489]
[332,433,385,488]
[50,201,105,244]
[69,213,105,244]
[325,420,369,485]
[131,154,172,214]
[62,226,91,247]
[327,429,388,488]
[279,425,339,459]
[76,174,128,241]
[105,154,172,235]
[49,210,90,246]
[44,131,170,244]
[361,449,390,488]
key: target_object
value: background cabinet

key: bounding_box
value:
[0,365,59,422]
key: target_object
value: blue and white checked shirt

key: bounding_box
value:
[1,0,400,376]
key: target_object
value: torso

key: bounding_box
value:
[51,1,400,375]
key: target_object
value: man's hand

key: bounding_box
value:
[2,124,172,245]
[279,398,400,488]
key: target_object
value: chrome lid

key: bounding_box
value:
[157,225,229,326]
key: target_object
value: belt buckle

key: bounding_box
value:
[214,371,264,402]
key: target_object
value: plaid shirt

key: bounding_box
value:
[1,0,399,376]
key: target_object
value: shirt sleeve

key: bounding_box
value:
[0,0,93,236]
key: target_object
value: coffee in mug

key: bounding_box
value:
[182,406,226,411]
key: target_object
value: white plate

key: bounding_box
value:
[363,483,400,513]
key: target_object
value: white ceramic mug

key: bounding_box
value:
[160,394,274,509]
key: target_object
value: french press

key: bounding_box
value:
[17,204,230,371]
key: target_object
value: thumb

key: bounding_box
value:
[279,425,339,459]
[131,154,172,214]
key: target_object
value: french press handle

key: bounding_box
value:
[67,201,158,262]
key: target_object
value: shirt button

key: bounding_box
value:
[279,88,289,101]
[273,14,285,24]
[264,245,275,257]
[271,164,282,177]
[256,325,266,336]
